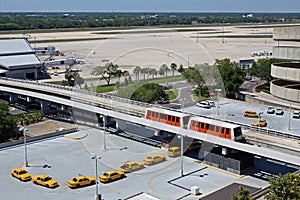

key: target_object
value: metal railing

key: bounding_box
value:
[1,77,300,142]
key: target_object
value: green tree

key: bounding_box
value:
[170,63,177,77]
[131,83,168,103]
[265,173,300,200]
[215,58,245,97]
[178,64,185,73]
[141,67,149,80]
[92,62,119,86]
[149,68,158,79]
[248,58,279,83]
[133,66,142,80]
[160,64,170,77]
[181,67,205,88]
[232,187,253,200]
[0,102,16,142]
[65,71,79,87]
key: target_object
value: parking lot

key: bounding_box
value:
[185,99,300,136]
[0,128,269,200]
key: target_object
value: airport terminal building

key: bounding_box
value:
[0,39,42,79]
[271,26,300,103]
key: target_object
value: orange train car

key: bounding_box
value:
[145,107,190,129]
[145,107,243,141]
[188,116,243,141]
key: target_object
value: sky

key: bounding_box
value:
[0,0,299,13]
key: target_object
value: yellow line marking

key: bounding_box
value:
[200,163,245,178]
[64,133,88,140]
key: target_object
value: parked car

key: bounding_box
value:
[251,119,267,127]
[143,154,166,165]
[10,168,31,181]
[196,101,212,108]
[167,146,181,157]
[187,141,202,151]
[275,107,284,115]
[293,110,300,119]
[67,175,96,188]
[266,106,275,114]
[157,98,170,104]
[32,175,59,188]
[99,170,126,183]
[243,110,259,118]
[120,161,144,173]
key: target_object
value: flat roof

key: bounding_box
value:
[0,54,41,69]
[0,39,35,56]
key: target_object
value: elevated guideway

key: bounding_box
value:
[0,77,300,166]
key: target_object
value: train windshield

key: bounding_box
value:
[233,127,242,137]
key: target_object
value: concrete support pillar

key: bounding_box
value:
[154,129,160,136]
[9,93,19,104]
[40,101,51,115]
[222,147,228,156]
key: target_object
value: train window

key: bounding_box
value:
[195,121,200,127]
[201,123,205,129]
[167,115,171,121]
[208,124,215,131]
[215,126,220,133]
[192,120,195,126]
[160,113,166,120]
[225,128,230,135]
[234,127,242,137]
[172,116,175,122]
[222,127,226,133]
[156,112,159,118]
[151,111,155,117]
[176,117,180,123]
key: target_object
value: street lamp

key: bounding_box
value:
[100,115,107,150]
[19,127,29,167]
[91,154,101,200]
[215,89,222,116]
[288,103,291,130]
[177,135,184,177]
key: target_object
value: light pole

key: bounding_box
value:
[215,89,222,116]
[91,154,101,200]
[177,135,184,177]
[20,127,29,167]
[288,103,291,130]
[100,115,107,150]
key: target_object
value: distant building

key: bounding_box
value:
[0,39,42,79]
[271,26,300,103]
[239,59,254,70]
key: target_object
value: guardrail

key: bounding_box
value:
[1,77,300,142]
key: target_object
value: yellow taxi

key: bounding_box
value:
[167,146,181,157]
[252,119,267,127]
[67,175,96,188]
[187,141,202,151]
[99,170,126,183]
[143,154,166,165]
[244,110,259,118]
[32,175,59,188]
[120,161,144,173]
[10,168,31,181]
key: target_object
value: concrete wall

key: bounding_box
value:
[271,81,300,102]
[271,63,300,82]
[273,46,300,60]
[273,26,300,41]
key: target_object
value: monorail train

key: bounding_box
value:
[145,107,243,141]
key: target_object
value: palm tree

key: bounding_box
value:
[141,67,149,80]
[170,63,177,77]
[133,66,142,80]
[149,68,157,79]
